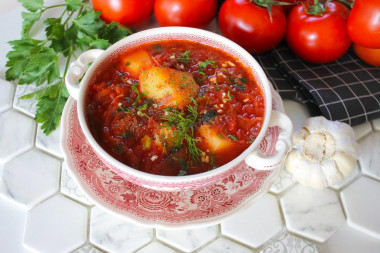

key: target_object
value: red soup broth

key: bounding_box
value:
[85,40,265,176]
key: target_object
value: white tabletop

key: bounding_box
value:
[1,1,380,252]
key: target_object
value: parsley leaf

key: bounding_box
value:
[19,47,60,86]
[35,85,70,134]
[20,0,44,13]
[5,0,132,135]
[5,38,36,81]
[20,83,61,100]
[66,0,82,11]
[72,10,104,35]
[22,12,41,36]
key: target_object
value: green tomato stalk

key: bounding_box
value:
[252,0,295,22]
[305,0,353,16]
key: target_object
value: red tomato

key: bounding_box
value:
[353,43,380,67]
[286,1,351,63]
[347,0,380,49]
[218,0,287,54]
[91,0,154,27]
[154,0,217,28]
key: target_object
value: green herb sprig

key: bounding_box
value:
[161,104,202,161]
[198,59,217,75]
[5,0,132,135]
[176,50,191,64]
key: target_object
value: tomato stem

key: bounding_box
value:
[253,0,295,22]
[336,0,354,8]
[304,0,329,16]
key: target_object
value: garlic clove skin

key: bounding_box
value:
[285,116,360,190]
[321,159,343,186]
[333,151,357,177]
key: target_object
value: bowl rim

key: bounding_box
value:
[74,26,273,185]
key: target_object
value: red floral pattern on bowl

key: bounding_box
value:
[60,88,286,228]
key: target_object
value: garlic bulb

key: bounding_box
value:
[285,116,360,189]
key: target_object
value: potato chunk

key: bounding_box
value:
[153,125,175,150]
[139,67,199,109]
[120,49,153,79]
[197,124,238,154]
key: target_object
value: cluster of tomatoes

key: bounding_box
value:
[91,0,380,66]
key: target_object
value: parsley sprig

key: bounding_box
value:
[5,0,132,135]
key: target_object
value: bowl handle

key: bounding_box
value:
[245,110,293,170]
[65,49,104,100]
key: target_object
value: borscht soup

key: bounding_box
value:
[85,40,265,176]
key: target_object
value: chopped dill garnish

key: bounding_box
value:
[228,134,238,142]
[198,59,217,75]
[118,103,128,112]
[153,44,162,52]
[228,91,232,100]
[178,158,190,176]
[177,170,187,176]
[223,91,232,102]
[161,104,202,161]
[240,76,248,84]
[190,97,198,107]
[131,83,148,107]
[176,50,191,64]
[200,110,218,123]
[235,84,247,92]
[217,132,225,139]
[215,80,220,91]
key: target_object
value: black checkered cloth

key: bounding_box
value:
[256,43,380,126]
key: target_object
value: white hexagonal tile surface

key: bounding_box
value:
[136,241,177,253]
[319,224,380,253]
[353,121,373,140]
[0,79,14,113]
[90,206,153,253]
[73,244,104,253]
[270,166,297,194]
[60,163,92,206]
[259,232,320,253]
[198,237,251,253]
[0,109,35,163]
[36,124,62,158]
[358,132,380,180]
[283,100,310,131]
[0,196,29,253]
[13,84,40,117]
[24,194,88,253]
[0,149,60,208]
[340,177,380,238]
[280,184,345,243]
[157,225,218,252]
[221,194,283,248]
